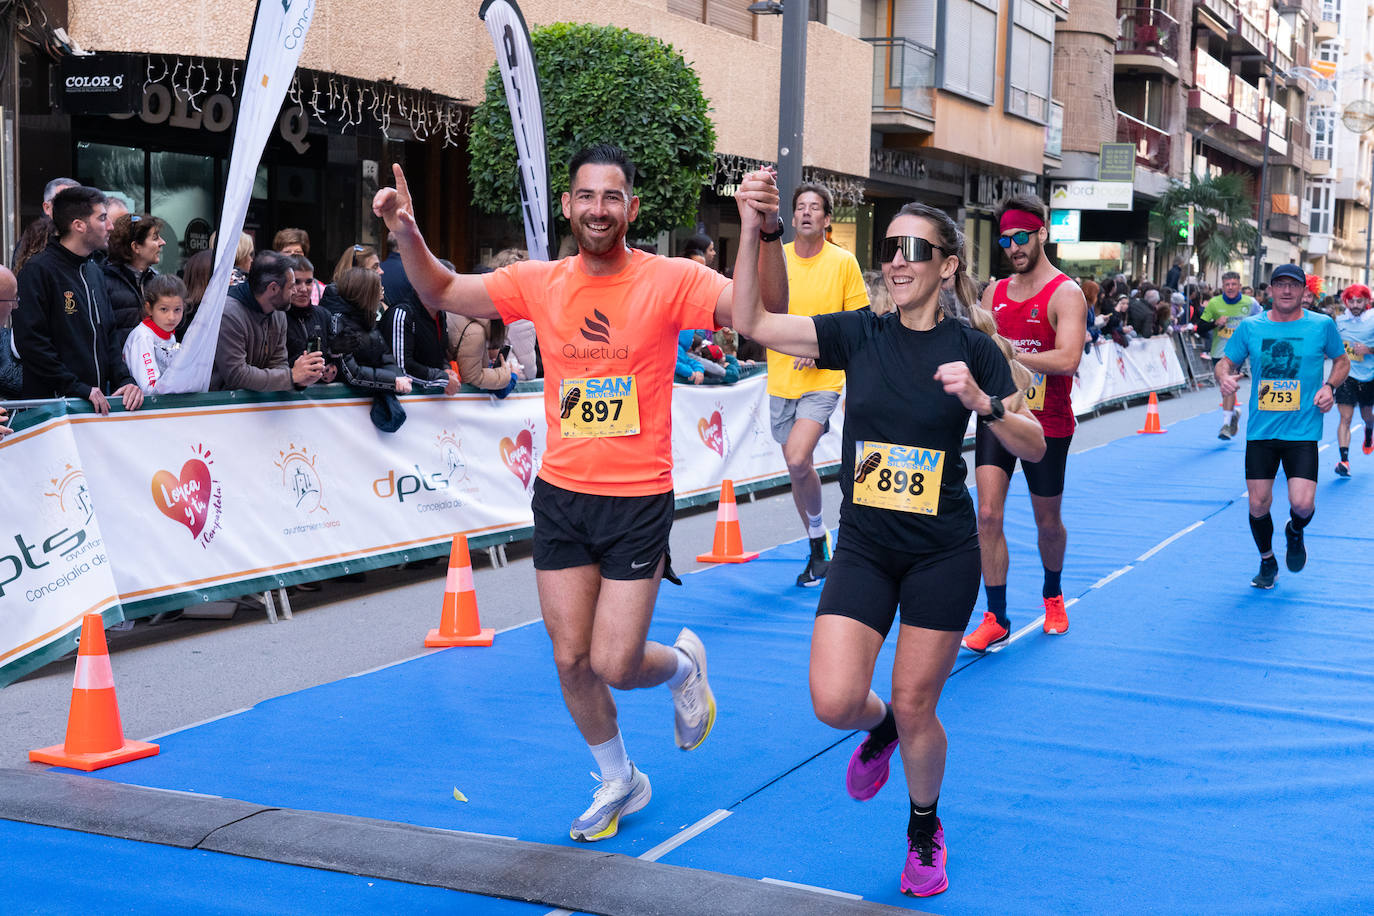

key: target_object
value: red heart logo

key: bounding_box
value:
[151,459,212,539]
[500,428,534,488]
[697,410,725,456]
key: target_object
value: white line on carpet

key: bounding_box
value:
[1091,565,1134,589]
[760,877,863,899]
[1136,521,1205,562]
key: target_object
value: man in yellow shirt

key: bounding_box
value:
[770,183,868,586]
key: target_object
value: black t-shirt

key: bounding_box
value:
[813,309,1016,555]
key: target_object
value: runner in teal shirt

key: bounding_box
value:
[1332,283,1374,475]
[1215,264,1348,589]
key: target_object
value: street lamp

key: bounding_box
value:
[750,0,806,242]
[1340,99,1374,285]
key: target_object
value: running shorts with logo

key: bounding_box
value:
[531,477,679,580]
[1222,311,1345,442]
[974,430,1073,497]
[484,249,729,497]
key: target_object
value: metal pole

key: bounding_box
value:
[777,0,807,243]
[1252,58,1276,289]
[1365,143,1374,285]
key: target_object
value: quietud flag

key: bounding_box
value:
[479,0,552,261]
[156,0,316,393]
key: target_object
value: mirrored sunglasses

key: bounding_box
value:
[880,236,946,264]
[997,230,1034,248]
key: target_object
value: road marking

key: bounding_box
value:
[1136,521,1205,562]
[760,877,862,899]
[1091,565,1134,589]
[143,707,254,741]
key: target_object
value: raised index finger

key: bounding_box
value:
[393,163,410,200]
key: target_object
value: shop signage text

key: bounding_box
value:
[110,86,311,154]
[1049,180,1134,211]
[966,173,1039,209]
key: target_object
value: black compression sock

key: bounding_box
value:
[985,584,1008,628]
[908,797,939,840]
[868,701,898,749]
[1042,567,1062,599]
[1340,446,1350,461]
[1290,508,1313,532]
[1249,513,1274,555]
[1366,428,1373,447]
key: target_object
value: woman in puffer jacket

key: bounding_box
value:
[323,267,416,394]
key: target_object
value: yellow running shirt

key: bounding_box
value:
[767,241,868,398]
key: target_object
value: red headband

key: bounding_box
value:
[1000,210,1044,234]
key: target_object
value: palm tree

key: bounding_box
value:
[1150,173,1260,281]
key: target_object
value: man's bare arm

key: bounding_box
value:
[373,164,498,320]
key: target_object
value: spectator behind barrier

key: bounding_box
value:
[489,247,538,377]
[447,297,518,396]
[675,329,706,384]
[14,216,54,274]
[209,230,254,285]
[13,186,142,414]
[176,248,213,341]
[380,230,418,312]
[283,255,335,385]
[0,265,21,398]
[210,250,323,391]
[104,214,166,348]
[274,227,326,305]
[325,267,414,395]
[334,244,382,283]
[380,253,458,395]
[680,233,716,268]
[123,274,186,394]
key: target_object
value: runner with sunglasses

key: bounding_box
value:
[731,184,1045,897]
[963,194,1088,652]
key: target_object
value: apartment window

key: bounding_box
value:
[1322,0,1341,26]
[940,0,998,103]
[1308,180,1333,235]
[893,0,938,48]
[1316,40,1339,66]
[1310,105,1335,161]
[1005,0,1055,122]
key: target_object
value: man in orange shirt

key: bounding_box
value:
[374,144,786,841]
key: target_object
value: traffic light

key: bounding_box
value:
[1172,205,1195,245]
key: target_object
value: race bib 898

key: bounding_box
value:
[852,440,943,515]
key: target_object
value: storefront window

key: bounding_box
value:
[151,151,213,276]
[75,141,145,216]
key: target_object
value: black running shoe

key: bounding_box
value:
[1285,522,1307,573]
[1251,555,1278,589]
[796,532,832,587]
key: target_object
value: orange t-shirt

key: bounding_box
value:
[483,249,728,496]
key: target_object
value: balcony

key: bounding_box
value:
[865,37,936,134]
[1115,7,1181,78]
[1188,49,1233,125]
[1196,0,1239,29]
[1116,110,1171,173]
[1046,101,1064,159]
[1268,193,1307,236]
[1266,103,1289,156]
[1314,15,1339,41]
[1231,76,1263,140]
[1282,116,1312,169]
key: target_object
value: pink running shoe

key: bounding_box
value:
[845,734,898,801]
[900,820,948,897]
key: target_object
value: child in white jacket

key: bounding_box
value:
[123,274,187,393]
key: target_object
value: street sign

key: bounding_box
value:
[1049,209,1081,243]
[1049,180,1134,211]
[1098,143,1137,182]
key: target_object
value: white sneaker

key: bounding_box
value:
[670,628,716,750]
[569,764,651,842]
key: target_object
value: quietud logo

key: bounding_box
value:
[564,309,629,360]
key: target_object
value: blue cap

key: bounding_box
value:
[1270,263,1305,284]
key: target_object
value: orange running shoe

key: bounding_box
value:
[961,612,1009,652]
[1043,595,1068,635]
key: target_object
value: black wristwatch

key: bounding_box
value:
[1325,381,1338,394]
[759,223,785,243]
[979,395,1005,425]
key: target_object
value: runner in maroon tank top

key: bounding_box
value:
[964,194,1088,651]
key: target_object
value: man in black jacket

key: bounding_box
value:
[380,283,459,394]
[13,186,142,414]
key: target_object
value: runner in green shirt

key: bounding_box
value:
[1201,270,1257,440]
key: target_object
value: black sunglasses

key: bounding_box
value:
[997,230,1036,248]
[880,236,948,264]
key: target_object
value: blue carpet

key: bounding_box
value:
[23,409,1373,912]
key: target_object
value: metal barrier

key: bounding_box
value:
[1174,331,1216,390]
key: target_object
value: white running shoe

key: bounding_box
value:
[569,764,651,842]
[670,628,716,750]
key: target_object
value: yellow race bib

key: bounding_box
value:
[1216,325,1235,341]
[1345,341,1365,363]
[1025,372,1047,412]
[559,375,641,438]
[1258,379,1300,411]
[852,441,943,515]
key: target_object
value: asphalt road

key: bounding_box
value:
[0,385,1225,763]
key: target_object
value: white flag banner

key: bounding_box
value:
[157,0,317,392]
[480,0,552,261]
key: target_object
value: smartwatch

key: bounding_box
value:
[1325,381,1338,395]
[759,223,785,243]
[979,395,1005,425]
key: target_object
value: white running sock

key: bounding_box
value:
[806,512,826,539]
[665,647,693,690]
[589,731,631,783]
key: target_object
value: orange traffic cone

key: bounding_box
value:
[1137,391,1167,434]
[696,479,760,563]
[425,535,494,647]
[29,614,159,771]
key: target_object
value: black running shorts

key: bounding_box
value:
[817,527,981,636]
[975,429,1074,498]
[1244,439,1319,482]
[1335,377,1374,407]
[531,477,677,581]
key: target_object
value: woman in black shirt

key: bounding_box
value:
[732,190,1045,898]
